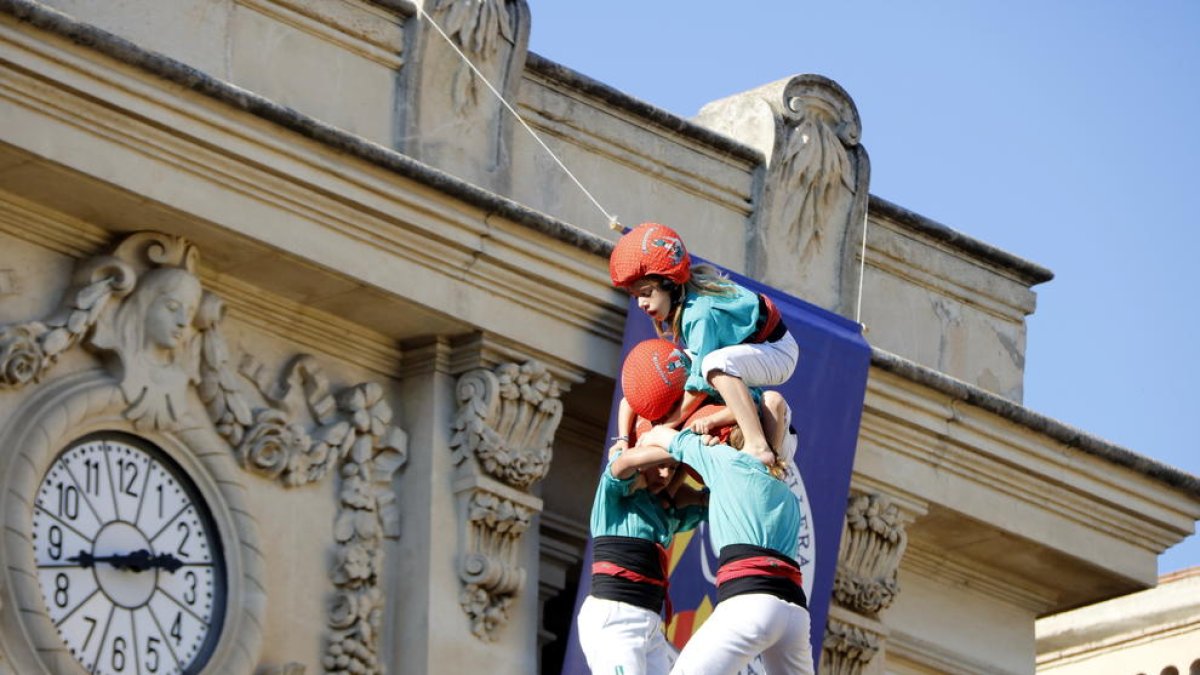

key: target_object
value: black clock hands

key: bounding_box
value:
[68,549,185,573]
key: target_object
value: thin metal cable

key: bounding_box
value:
[416,4,619,230]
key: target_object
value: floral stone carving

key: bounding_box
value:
[0,232,407,675]
[821,615,882,675]
[449,359,564,640]
[834,493,908,616]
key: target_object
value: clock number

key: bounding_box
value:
[176,521,191,557]
[85,459,101,496]
[117,458,139,497]
[170,612,182,644]
[53,572,69,608]
[81,615,98,649]
[112,635,126,671]
[183,570,198,605]
[145,635,161,673]
[55,482,79,520]
[156,483,164,519]
[47,524,62,560]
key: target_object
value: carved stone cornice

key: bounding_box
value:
[448,342,573,640]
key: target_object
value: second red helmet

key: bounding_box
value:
[621,338,690,422]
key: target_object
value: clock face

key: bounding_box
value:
[30,432,227,675]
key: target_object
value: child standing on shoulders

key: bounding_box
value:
[610,222,799,466]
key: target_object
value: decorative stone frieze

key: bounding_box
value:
[456,481,537,640]
[0,232,407,675]
[835,492,908,616]
[695,75,870,315]
[198,315,408,675]
[821,492,912,675]
[450,360,563,489]
[449,357,567,640]
[821,609,884,675]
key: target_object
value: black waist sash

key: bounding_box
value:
[716,544,807,608]
[590,536,667,613]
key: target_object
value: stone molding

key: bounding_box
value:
[449,355,568,640]
[695,74,870,314]
[0,231,408,675]
[903,541,1058,613]
[240,0,407,69]
[1,12,626,374]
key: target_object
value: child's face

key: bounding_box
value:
[638,463,675,494]
[630,278,673,323]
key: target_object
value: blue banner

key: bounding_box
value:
[561,264,871,673]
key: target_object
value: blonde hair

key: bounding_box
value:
[658,263,738,340]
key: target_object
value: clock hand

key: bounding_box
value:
[68,549,186,573]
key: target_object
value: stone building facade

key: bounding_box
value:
[1036,567,1200,675]
[0,1,1197,674]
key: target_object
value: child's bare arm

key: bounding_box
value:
[609,444,675,479]
[608,397,635,459]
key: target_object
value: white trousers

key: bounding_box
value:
[577,595,676,675]
[700,331,799,388]
[670,594,814,675]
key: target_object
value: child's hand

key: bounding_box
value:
[689,415,716,435]
[699,434,721,446]
[608,438,629,460]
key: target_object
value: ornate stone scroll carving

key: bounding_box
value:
[835,493,908,615]
[821,492,910,675]
[450,360,562,489]
[458,489,533,639]
[398,0,530,191]
[695,75,870,315]
[821,611,882,675]
[0,232,407,675]
[449,358,565,640]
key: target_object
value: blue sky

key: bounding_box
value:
[526,1,1200,575]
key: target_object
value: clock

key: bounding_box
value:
[30,431,227,675]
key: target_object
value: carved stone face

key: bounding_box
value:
[143,271,202,351]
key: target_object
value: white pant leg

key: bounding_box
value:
[670,594,812,675]
[757,599,813,675]
[700,332,799,388]
[577,596,670,675]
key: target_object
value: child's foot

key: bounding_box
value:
[744,440,775,467]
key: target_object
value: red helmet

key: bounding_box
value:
[609,222,691,288]
[621,338,690,422]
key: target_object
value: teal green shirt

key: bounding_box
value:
[589,463,706,546]
[679,284,761,397]
[666,430,799,557]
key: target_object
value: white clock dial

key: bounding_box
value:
[31,433,227,675]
